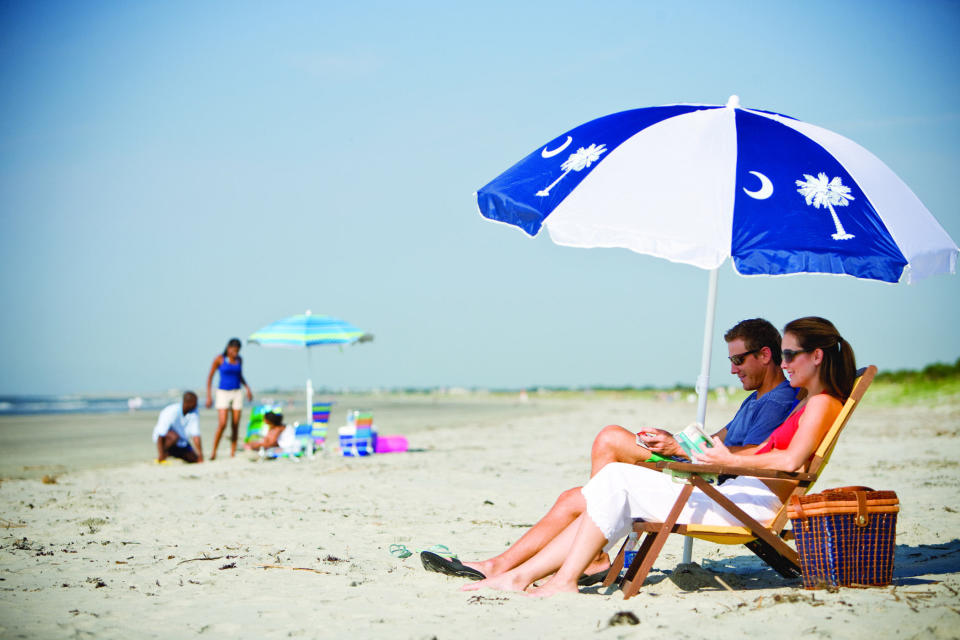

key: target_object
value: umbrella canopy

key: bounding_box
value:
[249,313,366,347]
[477,96,957,284]
[474,96,958,562]
[248,311,368,427]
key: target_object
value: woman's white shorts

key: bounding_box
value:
[215,388,243,410]
[581,462,782,549]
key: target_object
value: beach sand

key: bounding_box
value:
[1,393,958,639]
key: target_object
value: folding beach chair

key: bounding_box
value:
[340,411,376,457]
[309,401,333,454]
[603,365,877,598]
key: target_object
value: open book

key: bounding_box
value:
[674,423,714,462]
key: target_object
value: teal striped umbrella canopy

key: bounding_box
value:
[248,312,365,347]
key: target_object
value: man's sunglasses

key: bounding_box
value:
[782,348,812,363]
[728,348,760,366]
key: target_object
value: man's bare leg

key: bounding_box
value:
[460,425,648,578]
[156,431,177,461]
[590,425,652,476]
[462,487,602,577]
[462,514,585,592]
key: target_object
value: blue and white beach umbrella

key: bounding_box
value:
[249,311,369,425]
[476,95,958,562]
[478,96,957,284]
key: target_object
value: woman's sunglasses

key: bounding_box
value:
[782,348,812,363]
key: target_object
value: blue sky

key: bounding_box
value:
[1,1,958,396]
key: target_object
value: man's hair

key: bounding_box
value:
[724,318,783,365]
[182,391,198,403]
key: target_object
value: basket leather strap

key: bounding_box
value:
[856,491,869,527]
[789,495,806,520]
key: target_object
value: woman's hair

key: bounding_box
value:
[783,316,856,401]
[223,338,242,357]
[263,412,283,427]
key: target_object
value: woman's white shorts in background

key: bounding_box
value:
[581,462,782,549]
[215,388,243,410]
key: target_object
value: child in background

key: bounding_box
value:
[245,411,285,450]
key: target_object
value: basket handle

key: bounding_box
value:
[824,486,874,527]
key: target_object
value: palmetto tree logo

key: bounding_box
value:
[795,173,856,240]
[536,143,607,197]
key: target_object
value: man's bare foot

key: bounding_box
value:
[525,579,579,598]
[461,560,495,577]
[460,572,529,593]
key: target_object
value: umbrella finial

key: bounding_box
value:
[726,95,740,109]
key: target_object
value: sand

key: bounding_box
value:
[1,392,958,639]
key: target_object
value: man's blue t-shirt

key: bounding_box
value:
[723,380,799,447]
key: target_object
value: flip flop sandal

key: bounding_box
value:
[389,543,453,560]
[577,570,609,586]
[420,551,486,580]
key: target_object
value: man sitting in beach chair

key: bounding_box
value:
[152,391,203,464]
[422,318,800,581]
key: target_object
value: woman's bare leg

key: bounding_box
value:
[210,409,228,460]
[526,513,608,598]
[461,513,592,592]
[229,409,241,457]
[462,425,641,577]
[463,488,601,577]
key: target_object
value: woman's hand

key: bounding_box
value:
[692,436,737,465]
[246,388,253,402]
[205,396,213,409]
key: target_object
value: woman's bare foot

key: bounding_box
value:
[460,571,529,593]
[525,578,579,598]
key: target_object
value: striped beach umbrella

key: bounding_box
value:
[248,311,369,426]
[249,312,366,347]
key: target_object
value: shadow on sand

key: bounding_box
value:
[591,539,960,593]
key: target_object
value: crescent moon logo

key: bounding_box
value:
[541,136,572,158]
[743,171,774,200]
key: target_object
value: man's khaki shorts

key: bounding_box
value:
[215,388,243,410]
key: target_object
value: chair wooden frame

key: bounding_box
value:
[602,365,877,599]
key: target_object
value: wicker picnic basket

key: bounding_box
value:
[787,486,899,589]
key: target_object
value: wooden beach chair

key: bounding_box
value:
[603,365,877,598]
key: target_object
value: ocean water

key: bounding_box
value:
[0,395,172,416]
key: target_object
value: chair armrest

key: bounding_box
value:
[651,461,815,481]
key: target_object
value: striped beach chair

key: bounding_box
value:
[310,402,333,454]
[340,410,376,457]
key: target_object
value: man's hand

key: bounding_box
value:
[637,428,683,457]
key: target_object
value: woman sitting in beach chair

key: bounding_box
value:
[462,316,856,597]
[244,411,286,450]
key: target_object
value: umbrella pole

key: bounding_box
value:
[306,349,314,427]
[683,267,720,564]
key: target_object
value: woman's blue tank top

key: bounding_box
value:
[218,356,243,390]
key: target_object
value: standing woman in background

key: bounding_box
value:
[205,338,253,460]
